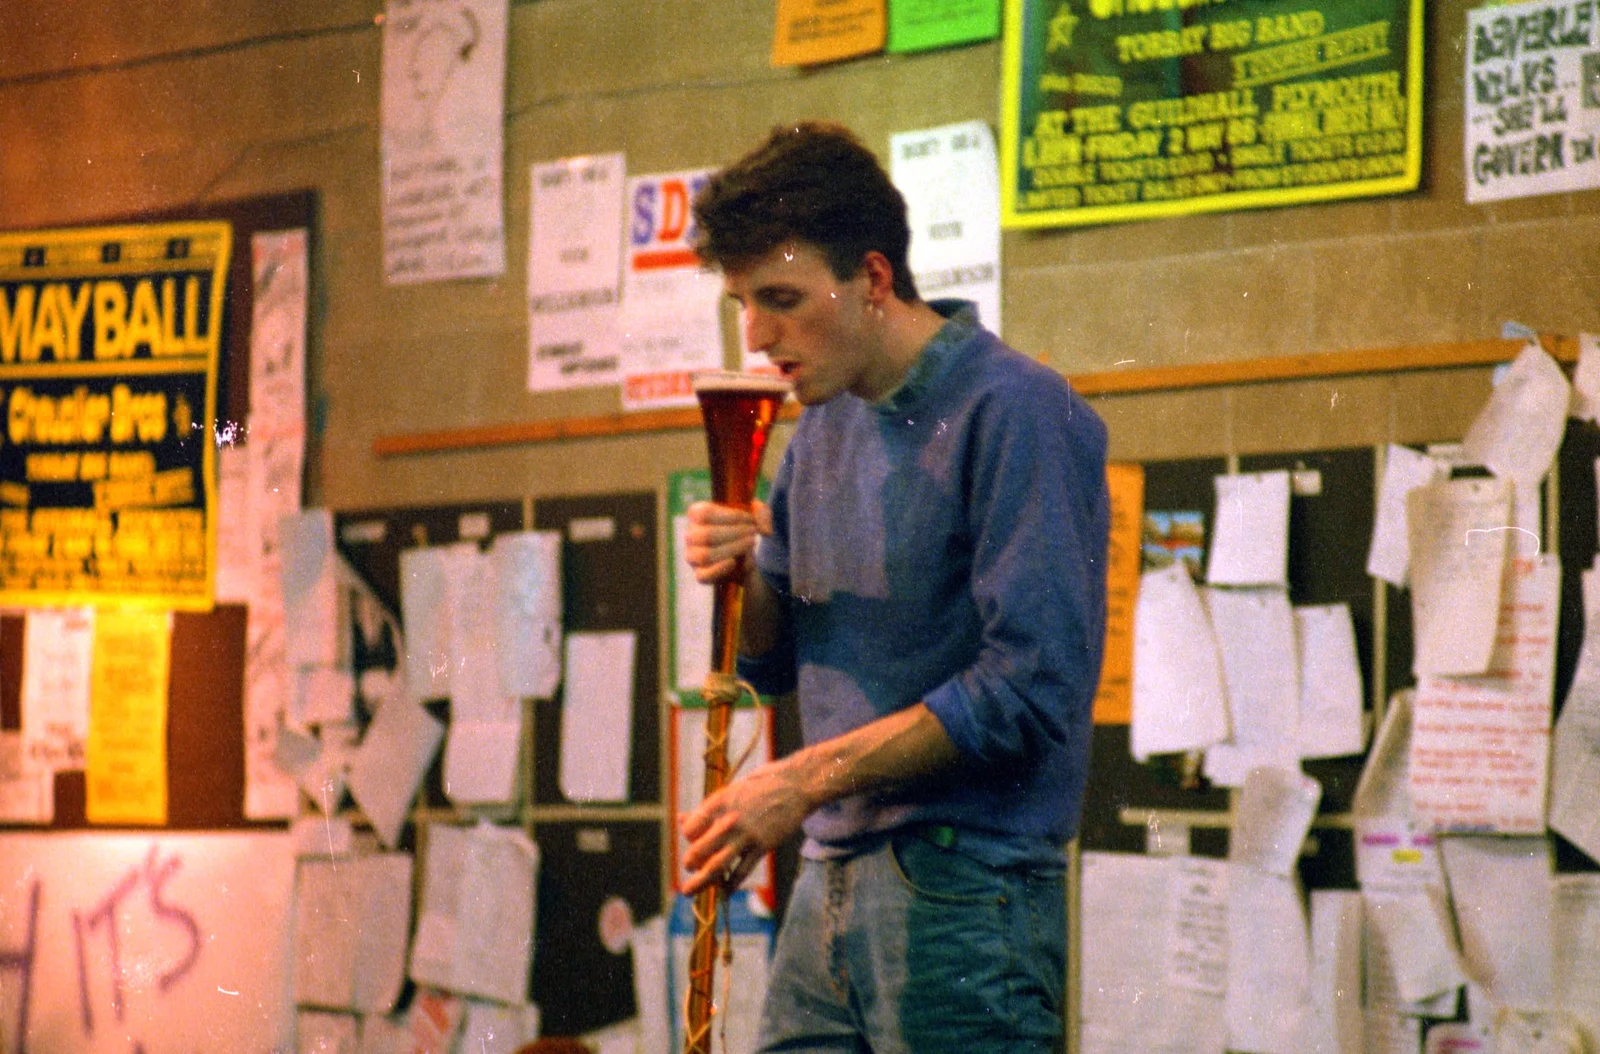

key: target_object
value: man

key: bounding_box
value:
[680,122,1108,1054]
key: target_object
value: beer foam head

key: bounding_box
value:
[691,370,793,397]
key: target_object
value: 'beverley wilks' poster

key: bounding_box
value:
[1465,0,1600,203]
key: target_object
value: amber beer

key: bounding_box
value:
[693,371,790,672]
[684,370,788,1054]
[694,370,790,509]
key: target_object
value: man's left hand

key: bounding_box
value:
[679,756,813,895]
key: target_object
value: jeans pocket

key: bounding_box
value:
[888,831,1005,905]
[893,838,1062,1051]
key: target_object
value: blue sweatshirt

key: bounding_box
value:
[739,302,1109,865]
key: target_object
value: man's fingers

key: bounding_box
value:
[749,499,774,536]
[680,809,739,871]
[684,501,762,584]
[687,500,755,528]
[691,557,738,585]
[683,842,750,895]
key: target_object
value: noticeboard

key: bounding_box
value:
[0,221,231,609]
[1000,0,1424,228]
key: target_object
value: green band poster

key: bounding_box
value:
[1001,0,1424,228]
[0,221,230,609]
[888,0,1002,53]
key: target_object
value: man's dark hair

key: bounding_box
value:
[693,121,919,301]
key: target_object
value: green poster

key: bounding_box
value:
[888,0,1003,53]
[668,468,774,709]
[1000,0,1424,228]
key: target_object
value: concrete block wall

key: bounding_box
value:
[2,0,1596,497]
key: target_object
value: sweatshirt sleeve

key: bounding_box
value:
[921,374,1110,769]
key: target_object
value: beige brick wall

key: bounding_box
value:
[2,0,1595,500]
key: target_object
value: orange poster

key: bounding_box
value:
[772,0,885,67]
[1092,463,1144,725]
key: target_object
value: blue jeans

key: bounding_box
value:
[755,829,1066,1053]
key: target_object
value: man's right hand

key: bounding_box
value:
[684,500,771,584]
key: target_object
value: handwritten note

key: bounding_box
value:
[20,607,94,772]
[293,852,414,1013]
[381,0,509,283]
[1207,471,1290,587]
[1225,865,1311,1054]
[1410,555,1559,834]
[409,822,538,1004]
[1363,888,1464,1004]
[1406,477,1512,677]
[887,0,1000,53]
[491,529,563,700]
[86,609,173,826]
[1091,463,1144,724]
[442,544,520,806]
[528,153,626,392]
[1130,564,1229,760]
[346,697,445,848]
[1295,604,1366,759]
[1460,342,1570,485]
[1551,565,1600,863]
[1366,444,1449,587]
[1307,891,1363,1054]
[889,121,1003,333]
[1230,767,1321,878]
[559,630,637,802]
[1202,587,1300,787]
[1465,0,1600,203]
[772,0,886,66]
[1440,835,1556,1007]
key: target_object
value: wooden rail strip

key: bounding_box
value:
[372,334,1578,457]
[372,403,803,457]
[1071,334,1579,397]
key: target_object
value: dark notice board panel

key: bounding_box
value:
[1,606,253,830]
[1081,449,1376,884]
[1238,447,1377,819]
[1079,456,1228,855]
[531,820,661,1036]
[0,191,315,832]
[1086,436,1600,885]
[533,492,660,806]
[1554,418,1600,874]
[333,500,527,619]
[334,499,528,812]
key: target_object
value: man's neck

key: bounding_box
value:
[854,298,948,402]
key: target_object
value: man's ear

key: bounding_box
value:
[857,251,897,304]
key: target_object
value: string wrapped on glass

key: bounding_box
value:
[684,371,789,1054]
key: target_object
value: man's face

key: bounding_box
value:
[722,241,876,406]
